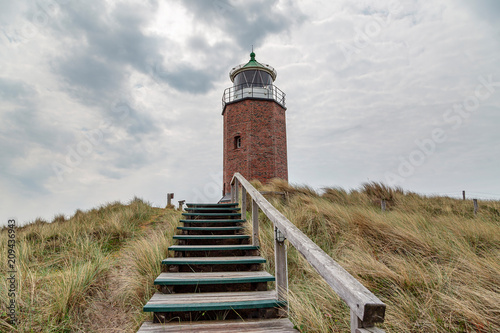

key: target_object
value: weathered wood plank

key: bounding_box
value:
[275,235,288,302]
[252,199,260,247]
[143,291,286,312]
[242,187,247,220]
[146,290,277,305]
[154,271,274,285]
[168,245,259,251]
[177,226,244,231]
[162,256,266,265]
[156,271,273,279]
[232,173,386,323]
[180,219,246,223]
[138,318,298,332]
[181,213,242,217]
[173,235,249,240]
[185,207,241,212]
[186,203,238,208]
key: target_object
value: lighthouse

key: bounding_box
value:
[222,52,288,195]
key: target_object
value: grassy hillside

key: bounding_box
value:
[1,184,499,332]
[253,180,500,332]
[0,198,180,332]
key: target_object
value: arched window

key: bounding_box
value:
[234,136,241,149]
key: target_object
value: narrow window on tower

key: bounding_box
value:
[234,136,241,149]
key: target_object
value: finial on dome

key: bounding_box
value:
[250,51,256,61]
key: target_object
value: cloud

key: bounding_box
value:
[1,0,500,228]
[0,77,36,102]
[50,1,163,97]
[461,0,500,27]
[178,0,306,49]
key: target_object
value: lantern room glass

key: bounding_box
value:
[234,70,273,88]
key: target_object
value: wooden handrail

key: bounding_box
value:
[231,173,386,332]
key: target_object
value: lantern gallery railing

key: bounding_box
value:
[230,173,386,333]
[222,83,286,109]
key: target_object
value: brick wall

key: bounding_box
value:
[223,99,288,194]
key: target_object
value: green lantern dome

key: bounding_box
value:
[229,52,277,82]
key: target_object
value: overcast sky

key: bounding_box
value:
[1,0,500,226]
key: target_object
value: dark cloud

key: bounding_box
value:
[106,100,159,136]
[462,0,500,26]
[49,0,229,97]
[56,54,124,102]
[47,0,305,99]
[178,0,306,50]
[0,77,36,102]
[51,1,161,97]
[153,64,214,94]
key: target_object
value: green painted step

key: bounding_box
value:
[185,207,241,212]
[154,271,275,286]
[143,290,286,313]
[186,203,238,208]
[169,245,259,252]
[173,235,250,240]
[177,226,244,231]
[182,212,242,217]
[180,219,245,224]
[162,256,266,265]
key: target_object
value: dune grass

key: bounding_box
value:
[252,179,500,332]
[0,198,180,333]
[2,182,499,332]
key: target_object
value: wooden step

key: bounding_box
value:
[182,213,242,218]
[173,235,250,240]
[177,226,244,231]
[180,219,246,224]
[138,318,299,332]
[185,207,241,212]
[186,203,238,208]
[154,271,274,286]
[162,256,266,265]
[143,290,285,313]
[169,245,259,252]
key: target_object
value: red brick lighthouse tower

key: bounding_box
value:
[222,52,288,195]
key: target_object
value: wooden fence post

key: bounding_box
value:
[381,199,386,212]
[167,193,174,206]
[463,191,466,200]
[473,199,478,216]
[252,199,259,247]
[241,187,247,220]
[274,226,288,303]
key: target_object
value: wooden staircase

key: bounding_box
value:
[138,203,298,332]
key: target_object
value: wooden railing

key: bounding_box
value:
[231,173,386,333]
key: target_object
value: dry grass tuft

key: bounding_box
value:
[257,181,500,332]
[0,198,180,333]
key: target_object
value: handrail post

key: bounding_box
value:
[251,199,259,247]
[241,187,247,221]
[275,227,288,303]
[235,178,240,203]
[231,183,235,203]
[350,310,360,333]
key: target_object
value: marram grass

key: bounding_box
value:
[1,183,499,332]
[252,179,500,333]
[0,198,180,332]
